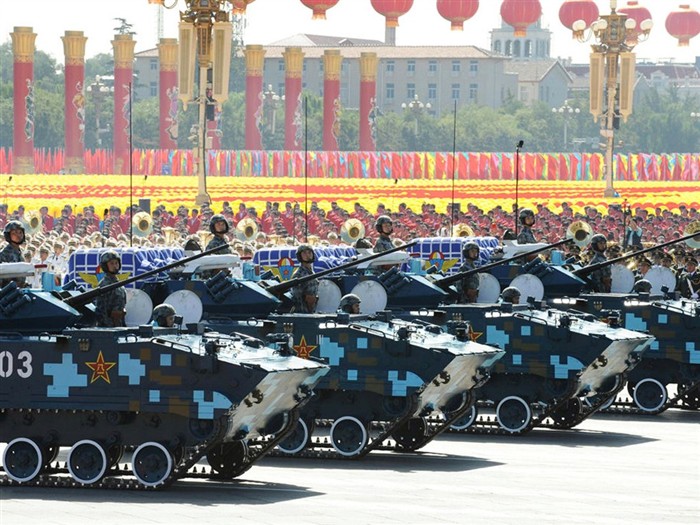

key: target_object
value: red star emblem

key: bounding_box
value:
[85,351,116,384]
[293,335,317,359]
[467,324,483,342]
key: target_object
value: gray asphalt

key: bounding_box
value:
[1,410,698,525]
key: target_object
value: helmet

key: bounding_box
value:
[519,208,535,224]
[375,215,393,233]
[296,244,315,263]
[99,250,121,273]
[338,293,361,313]
[501,286,521,302]
[633,279,652,293]
[590,234,607,252]
[3,220,25,244]
[209,214,229,234]
[462,241,480,259]
[152,303,177,327]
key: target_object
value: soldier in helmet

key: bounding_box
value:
[516,208,537,244]
[205,214,231,254]
[633,279,652,294]
[152,303,177,328]
[291,244,319,313]
[373,215,394,253]
[338,293,361,314]
[94,250,127,327]
[500,286,521,304]
[0,220,27,287]
[678,257,699,300]
[456,241,480,303]
[586,234,612,293]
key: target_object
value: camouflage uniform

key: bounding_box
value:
[206,235,231,254]
[455,260,480,303]
[374,235,393,252]
[95,273,127,327]
[587,252,612,293]
[517,226,537,244]
[291,265,319,313]
[0,244,25,287]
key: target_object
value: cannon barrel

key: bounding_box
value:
[574,229,700,278]
[265,241,418,296]
[436,237,573,290]
[65,243,231,308]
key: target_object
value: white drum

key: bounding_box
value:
[125,288,154,327]
[644,266,677,295]
[510,273,545,302]
[611,264,635,293]
[316,279,343,314]
[164,289,204,324]
[350,280,388,315]
[476,273,501,304]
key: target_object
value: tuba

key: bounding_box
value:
[236,217,258,241]
[21,210,43,236]
[340,219,365,244]
[565,220,593,248]
[161,226,178,246]
[197,230,214,248]
[131,211,153,237]
[685,220,700,249]
[453,223,474,237]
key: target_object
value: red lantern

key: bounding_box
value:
[300,1,340,20]
[559,0,599,38]
[500,0,542,37]
[665,4,700,47]
[231,0,255,15]
[618,1,652,45]
[436,0,479,31]
[370,0,414,28]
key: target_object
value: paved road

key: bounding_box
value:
[1,410,698,525]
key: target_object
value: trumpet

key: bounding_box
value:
[340,219,365,244]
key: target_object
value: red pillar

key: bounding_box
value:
[322,50,342,151]
[283,47,304,150]
[62,31,87,173]
[158,38,179,150]
[245,45,265,150]
[11,27,36,174]
[359,52,378,151]
[112,34,136,174]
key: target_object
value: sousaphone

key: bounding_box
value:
[453,223,474,237]
[21,210,43,236]
[565,220,593,248]
[340,219,365,244]
[131,211,153,237]
[236,217,258,241]
[685,220,700,249]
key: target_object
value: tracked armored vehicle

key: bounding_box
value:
[203,311,504,458]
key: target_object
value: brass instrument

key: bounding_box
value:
[236,217,258,241]
[162,227,178,246]
[685,220,700,249]
[197,230,214,248]
[453,223,474,237]
[565,220,593,248]
[340,219,365,244]
[21,210,42,236]
[131,212,153,237]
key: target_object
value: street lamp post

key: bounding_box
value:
[263,84,281,136]
[551,101,580,150]
[573,0,652,198]
[86,75,113,148]
[401,94,431,149]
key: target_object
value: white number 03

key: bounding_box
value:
[0,350,33,378]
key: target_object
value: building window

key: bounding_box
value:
[428,60,438,75]
[494,40,502,53]
[150,59,158,71]
[469,83,478,102]
[386,83,395,99]
[469,60,478,74]
[150,81,157,97]
[451,83,460,100]
[278,83,285,97]
[505,40,512,56]
[407,83,416,99]
[304,62,308,72]
[428,83,437,100]
[407,60,415,74]
[519,86,528,102]
[513,40,521,57]
[452,60,461,75]
[525,41,532,58]
[278,59,284,71]
[386,60,395,73]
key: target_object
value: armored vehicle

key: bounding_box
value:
[203,311,504,458]
[404,303,652,434]
[552,293,700,413]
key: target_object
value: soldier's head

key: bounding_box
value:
[99,250,121,274]
[3,220,25,245]
[338,293,361,314]
[633,279,652,294]
[296,244,315,264]
[462,241,480,261]
[209,214,229,235]
[152,303,177,327]
[686,257,698,272]
[590,234,607,253]
[375,215,393,235]
[501,286,521,304]
[519,208,535,226]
